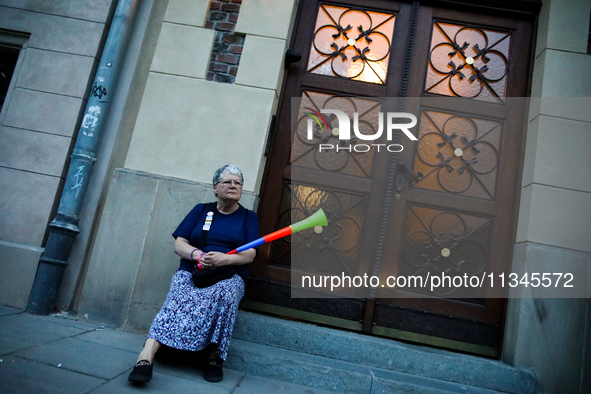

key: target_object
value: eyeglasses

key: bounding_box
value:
[218,180,243,187]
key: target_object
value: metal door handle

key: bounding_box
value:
[394,160,423,192]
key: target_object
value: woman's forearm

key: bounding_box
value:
[225,248,256,266]
[174,237,203,262]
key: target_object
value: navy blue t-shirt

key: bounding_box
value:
[172,203,260,282]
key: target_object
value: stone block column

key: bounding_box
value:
[502,1,591,393]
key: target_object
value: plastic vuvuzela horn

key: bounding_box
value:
[227,209,328,255]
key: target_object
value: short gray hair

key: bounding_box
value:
[213,164,244,196]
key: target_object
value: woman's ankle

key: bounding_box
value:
[137,354,152,364]
[137,338,160,363]
[206,344,222,362]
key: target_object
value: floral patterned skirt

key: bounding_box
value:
[147,270,244,360]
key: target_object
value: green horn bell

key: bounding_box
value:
[291,208,328,233]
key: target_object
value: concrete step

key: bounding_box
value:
[229,311,536,394]
[227,339,506,394]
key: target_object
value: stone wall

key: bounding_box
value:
[78,0,299,330]
[124,0,298,193]
[0,0,116,308]
[503,0,591,392]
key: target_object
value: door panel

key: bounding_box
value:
[247,0,534,357]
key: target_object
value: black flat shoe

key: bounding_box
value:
[128,360,152,383]
[204,359,223,383]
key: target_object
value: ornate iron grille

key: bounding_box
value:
[425,21,512,103]
[269,182,368,279]
[412,109,502,200]
[399,205,490,299]
[292,90,383,177]
[307,4,396,84]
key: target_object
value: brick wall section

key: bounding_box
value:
[206,0,244,83]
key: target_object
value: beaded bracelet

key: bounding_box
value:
[190,248,199,260]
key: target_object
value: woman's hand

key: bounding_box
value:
[199,249,256,269]
[199,252,229,269]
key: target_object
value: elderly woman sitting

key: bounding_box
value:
[128,164,259,383]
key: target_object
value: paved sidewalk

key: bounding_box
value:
[0,305,333,393]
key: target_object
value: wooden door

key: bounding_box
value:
[245,0,535,357]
